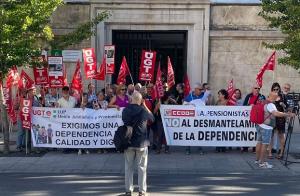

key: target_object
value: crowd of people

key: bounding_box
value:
[14,81,294,159]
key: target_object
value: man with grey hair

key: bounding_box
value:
[122,91,154,196]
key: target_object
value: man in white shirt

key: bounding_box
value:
[56,86,76,108]
[255,91,295,169]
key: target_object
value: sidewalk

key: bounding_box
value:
[1,124,300,176]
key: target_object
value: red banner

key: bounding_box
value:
[155,63,164,98]
[167,56,175,88]
[104,45,115,74]
[33,67,48,85]
[93,57,106,81]
[20,98,32,129]
[19,70,35,90]
[139,50,156,82]
[48,56,64,88]
[82,48,97,78]
[71,60,83,93]
[117,56,130,85]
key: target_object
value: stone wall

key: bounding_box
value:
[209,5,300,98]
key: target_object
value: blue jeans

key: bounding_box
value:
[16,119,25,148]
[256,125,272,145]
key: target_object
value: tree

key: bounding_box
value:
[259,0,300,70]
[0,0,109,154]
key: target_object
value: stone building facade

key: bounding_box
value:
[51,0,300,95]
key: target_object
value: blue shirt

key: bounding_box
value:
[184,92,205,102]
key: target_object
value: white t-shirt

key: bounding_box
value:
[57,96,76,108]
[259,103,277,130]
[190,99,206,107]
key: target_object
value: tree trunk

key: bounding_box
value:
[0,86,10,154]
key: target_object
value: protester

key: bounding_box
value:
[127,84,135,97]
[78,93,91,155]
[216,89,229,153]
[15,89,27,152]
[45,88,60,107]
[183,83,205,155]
[153,83,171,154]
[255,91,295,169]
[56,86,77,108]
[135,83,142,92]
[56,86,77,154]
[174,83,185,105]
[268,83,287,159]
[109,84,130,110]
[87,83,97,103]
[122,91,154,196]
[234,89,243,106]
[105,87,114,103]
[202,83,213,105]
[243,83,266,153]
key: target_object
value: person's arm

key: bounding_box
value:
[153,100,161,114]
[243,94,250,106]
[142,100,155,122]
[108,96,120,110]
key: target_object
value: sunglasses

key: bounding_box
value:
[272,88,280,91]
[254,87,260,90]
[121,89,126,91]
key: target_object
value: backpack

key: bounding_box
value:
[113,125,133,152]
[250,100,271,124]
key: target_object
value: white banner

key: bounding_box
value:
[31,107,123,148]
[160,105,257,147]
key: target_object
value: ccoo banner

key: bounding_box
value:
[160,105,257,147]
[31,107,123,148]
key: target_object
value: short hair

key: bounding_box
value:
[218,89,229,99]
[62,86,69,91]
[131,91,142,104]
[177,83,184,89]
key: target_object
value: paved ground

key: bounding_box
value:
[1,173,300,196]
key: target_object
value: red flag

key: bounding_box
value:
[151,85,157,100]
[18,70,35,90]
[263,51,276,71]
[155,63,164,98]
[139,50,157,82]
[71,60,83,93]
[117,56,130,85]
[93,57,106,81]
[227,79,237,106]
[2,86,17,124]
[6,66,20,88]
[82,48,97,78]
[167,56,175,88]
[255,51,276,87]
[183,74,191,97]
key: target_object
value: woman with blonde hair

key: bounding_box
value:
[109,84,130,110]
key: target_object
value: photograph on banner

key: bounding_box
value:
[139,50,156,81]
[48,56,64,87]
[31,107,123,148]
[160,105,257,147]
[104,45,115,74]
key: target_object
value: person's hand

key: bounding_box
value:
[116,106,120,111]
[288,112,296,117]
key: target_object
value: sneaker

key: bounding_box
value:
[139,192,147,196]
[254,160,259,164]
[259,162,273,169]
[16,147,23,152]
[78,149,82,155]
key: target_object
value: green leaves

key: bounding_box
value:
[259,0,300,70]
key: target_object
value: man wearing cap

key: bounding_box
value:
[255,91,295,168]
[183,82,205,155]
